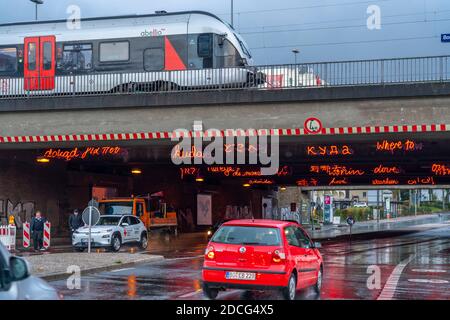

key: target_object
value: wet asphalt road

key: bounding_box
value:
[50,225,450,300]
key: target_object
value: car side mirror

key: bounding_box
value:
[9,256,30,282]
[314,242,322,249]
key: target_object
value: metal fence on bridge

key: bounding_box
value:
[0,55,449,99]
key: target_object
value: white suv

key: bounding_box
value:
[72,215,148,252]
[353,202,368,208]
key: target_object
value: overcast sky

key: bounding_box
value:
[0,0,449,64]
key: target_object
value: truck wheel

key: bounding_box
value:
[111,234,122,252]
[140,232,148,250]
[202,283,219,300]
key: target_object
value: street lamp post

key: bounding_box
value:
[292,49,300,65]
[30,0,44,21]
[231,0,234,28]
[292,49,299,87]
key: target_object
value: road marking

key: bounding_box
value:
[411,269,447,273]
[408,279,449,284]
[377,254,415,300]
[110,268,135,273]
[178,289,241,300]
[179,290,202,298]
[166,255,204,261]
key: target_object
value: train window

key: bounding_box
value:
[214,38,238,68]
[43,42,52,70]
[99,41,129,62]
[27,43,37,71]
[197,34,212,58]
[234,33,252,59]
[62,44,93,71]
[143,48,164,71]
[0,47,17,73]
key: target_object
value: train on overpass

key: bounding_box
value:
[0,10,264,94]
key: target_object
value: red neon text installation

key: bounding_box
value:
[407,177,436,185]
[310,165,364,176]
[373,165,401,174]
[307,145,353,156]
[43,147,121,161]
[180,165,290,179]
[328,177,349,186]
[248,179,275,185]
[172,144,260,160]
[376,140,422,153]
[372,178,399,185]
[431,164,450,176]
[296,178,319,187]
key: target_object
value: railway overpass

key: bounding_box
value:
[0,55,449,231]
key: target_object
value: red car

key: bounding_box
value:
[202,219,323,300]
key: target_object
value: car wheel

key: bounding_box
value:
[202,283,219,300]
[74,247,85,252]
[111,234,122,252]
[282,273,297,300]
[314,267,323,295]
[140,232,148,250]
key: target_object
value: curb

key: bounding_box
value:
[312,229,420,242]
[38,255,165,282]
[310,214,450,242]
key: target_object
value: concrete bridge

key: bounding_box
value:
[1,56,450,229]
[0,82,450,140]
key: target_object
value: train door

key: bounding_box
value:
[24,36,55,91]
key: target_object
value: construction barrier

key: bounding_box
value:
[23,222,30,248]
[0,225,16,251]
[43,222,51,249]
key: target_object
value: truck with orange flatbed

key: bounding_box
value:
[97,194,178,235]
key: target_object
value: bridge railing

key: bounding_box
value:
[0,55,449,99]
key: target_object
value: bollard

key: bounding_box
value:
[23,222,31,248]
[0,225,17,251]
[43,222,51,249]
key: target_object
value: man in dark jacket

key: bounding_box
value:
[30,211,46,251]
[69,209,83,236]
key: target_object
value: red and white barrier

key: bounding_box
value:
[0,225,16,251]
[23,222,30,248]
[43,222,51,249]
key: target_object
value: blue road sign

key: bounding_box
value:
[442,34,450,43]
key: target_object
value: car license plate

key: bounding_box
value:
[225,271,256,281]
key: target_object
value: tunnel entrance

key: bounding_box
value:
[0,130,449,235]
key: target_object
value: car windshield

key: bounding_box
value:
[97,216,121,226]
[211,226,281,246]
[99,202,133,215]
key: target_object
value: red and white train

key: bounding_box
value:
[0,11,263,95]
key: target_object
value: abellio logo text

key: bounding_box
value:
[141,28,166,37]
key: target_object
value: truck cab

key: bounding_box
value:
[98,196,178,234]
